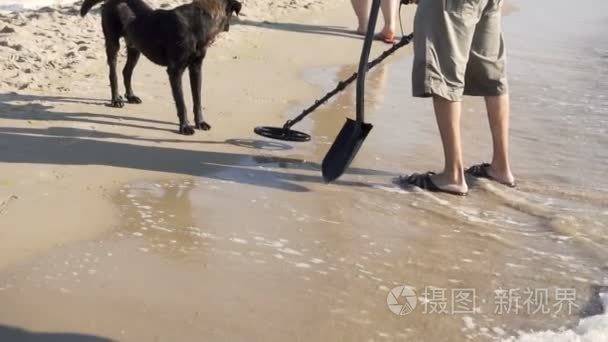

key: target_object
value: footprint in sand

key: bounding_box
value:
[0,40,23,51]
[38,7,55,14]
[0,26,16,34]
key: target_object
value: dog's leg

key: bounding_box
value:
[106,38,124,108]
[123,46,143,104]
[167,66,195,135]
[189,57,210,131]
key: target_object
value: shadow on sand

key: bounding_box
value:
[0,324,114,342]
[0,93,395,192]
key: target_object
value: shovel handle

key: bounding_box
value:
[356,0,381,123]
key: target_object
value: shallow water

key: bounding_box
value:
[0,0,607,341]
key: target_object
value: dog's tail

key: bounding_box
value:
[80,0,105,17]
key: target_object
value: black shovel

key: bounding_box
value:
[321,0,380,183]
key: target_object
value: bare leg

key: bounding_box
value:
[380,0,398,39]
[430,96,468,194]
[485,94,515,184]
[351,0,371,34]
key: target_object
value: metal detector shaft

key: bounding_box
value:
[319,0,381,182]
[356,0,381,122]
[283,35,413,130]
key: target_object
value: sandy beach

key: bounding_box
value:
[0,0,378,268]
[1,0,607,341]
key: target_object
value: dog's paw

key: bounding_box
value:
[125,95,143,104]
[109,98,124,108]
[179,125,196,135]
[195,121,212,131]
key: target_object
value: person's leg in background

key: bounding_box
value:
[351,0,371,34]
[352,0,398,43]
[379,0,398,43]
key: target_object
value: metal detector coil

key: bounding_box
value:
[253,126,311,142]
[254,32,413,143]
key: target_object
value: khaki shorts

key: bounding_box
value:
[412,0,508,101]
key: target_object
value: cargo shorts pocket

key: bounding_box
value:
[444,0,478,18]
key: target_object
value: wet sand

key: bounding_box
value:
[1,0,608,341]
[0,0,369,268]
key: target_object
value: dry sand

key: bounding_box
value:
[0,0,333,92]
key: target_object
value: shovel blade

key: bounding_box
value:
[321,118,373,183]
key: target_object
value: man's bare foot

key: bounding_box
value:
[430,172,469,195]
[465,163,516,187]
[487,163,516,186]
[375,29,396,44]
[398,171,468,196]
